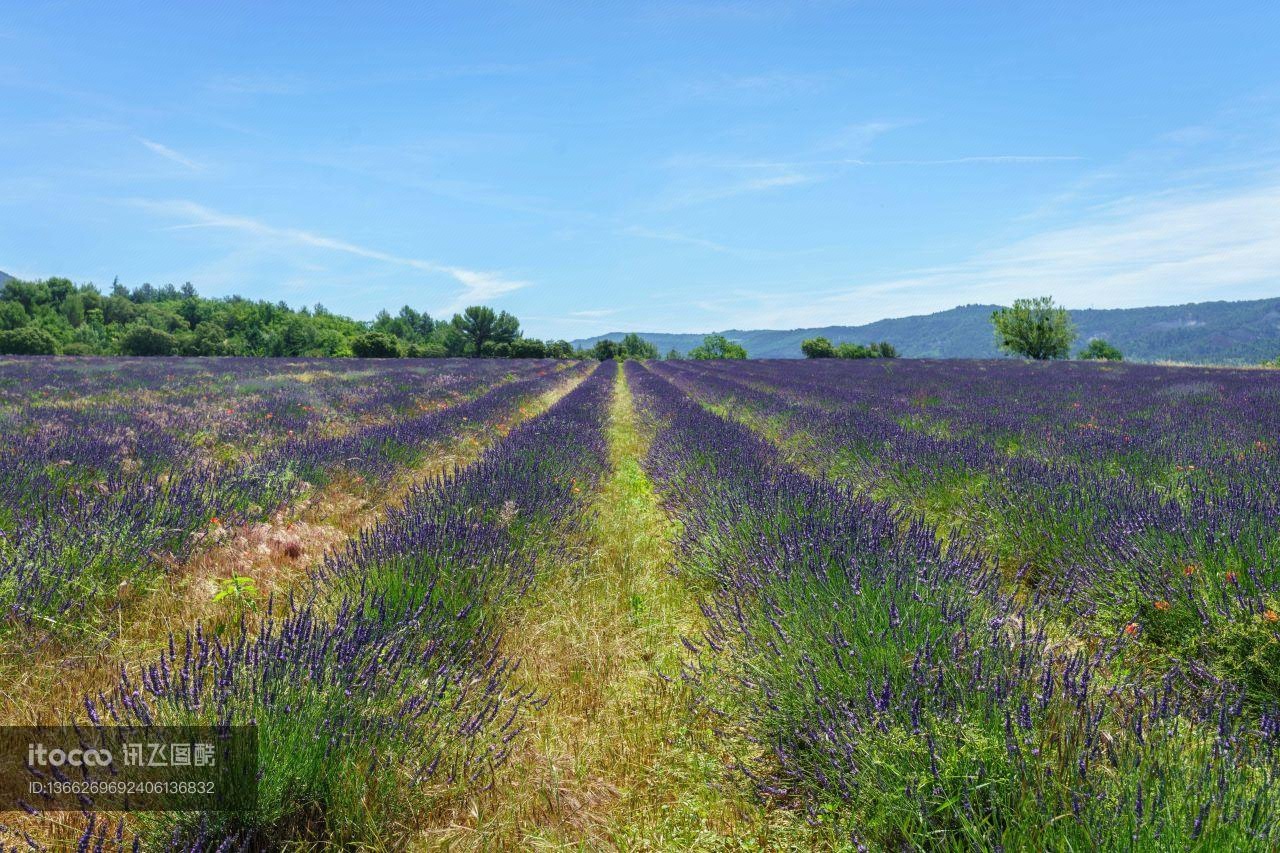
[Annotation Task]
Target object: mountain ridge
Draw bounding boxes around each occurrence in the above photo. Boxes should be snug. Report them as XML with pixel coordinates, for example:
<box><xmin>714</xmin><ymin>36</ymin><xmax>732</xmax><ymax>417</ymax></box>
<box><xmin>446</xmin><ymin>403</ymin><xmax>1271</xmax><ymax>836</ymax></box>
<box><xmin>572</xmin><ymin>297</ymin><xmax>1280</xmax><ymax>363</ymax></box>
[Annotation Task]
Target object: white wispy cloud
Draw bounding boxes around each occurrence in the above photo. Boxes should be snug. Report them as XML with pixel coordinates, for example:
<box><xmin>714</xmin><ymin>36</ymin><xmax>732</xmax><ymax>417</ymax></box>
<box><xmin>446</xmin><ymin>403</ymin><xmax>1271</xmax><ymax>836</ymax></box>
<box><xmin>131</xmin><ymin>199</ymin><xmax>528</xmax><ymax>313</ymax></box>
<box><xmin>657</xmin><ymin>172</ymin><xmax>815</xmax><ymax>208</ymax></box>
<box><xmin>679</xmin><ymin>175</ymin><xmax>1280</xmax><ymax>330</ymax></box>
<box><xmin>138</xmin><ymin>138</ymin><xmax>204</xmax><ymax>171</ymax></box>
<box><xmin>569</xmin><ymin>308</ymin><xmax>621</xmax><ymax>318</ymax></box>
<box><xmin>655</xmin><ymin>116</ymin><xmax>1077</xmax><ymax>209</ymax></box>
<box><xmin>622</xmin><ymin>225</ymin><xmax>737</xmax><ymax>253</ymax></box>
<box><xmin>718</xmin><ymin>154</ymin><xmax>1083</xmax><ymax>169</ymax></box>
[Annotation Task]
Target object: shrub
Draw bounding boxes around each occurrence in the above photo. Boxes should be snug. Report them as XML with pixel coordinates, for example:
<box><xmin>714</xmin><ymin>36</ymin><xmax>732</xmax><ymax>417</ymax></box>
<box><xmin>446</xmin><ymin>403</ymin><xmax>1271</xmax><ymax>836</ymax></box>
<box><xmin>1079</xmin><ymin>338</ymin><xmax>1123</xmax><ymax>361</ymax></box>
<box><xmin>351</xmin><ymin>331</ymin><xmax>403</xmax><ymax>358</ymax></box>
<box><xmin>120</xmin><ymin>324</ymin><xmax>178</xmax><ymax>356</ymax></box>
<box><xmin>0</xmin><ymin>326</ymin><xmax>58</xmax><ymax>354</ymax></box>
<box><xmin>618</xmin><ymin>333</ymin><xmax>658</xmax><ymax>360</ymax></box>
<box><xmin>0</xmin><ymin>300</ymin><xmax>29</xmax><ymax>330</ymax></box>
<box><xmin>830</xmin><ymin>341</ymin><xmax>899</xmax><ymax>359</ymax></box>
<box><xmin>801</xmin><ymin>337</ymin><xmax>837</xmax><ymax>358</ymax></box>
<box><xmin>689</xmin><ymin>334</ymin><xmax>747</xmax><ymax>360</ymax></box>
<box><xmin>591</xmin><ymin>339</ymin><xmax>619</xmax><ymax>361</ymax></box>
<box><xmin>183</xmin><ymin>321</ymin><xmax>231</xmax><ymax>356</ymax></box>
<box><xmin>406</xmin><ymin>342</ymin><xmax>447</xmax><ymax>358</ymax></box>
<box><xmin>509</xmin><ymin>338</ymin><xmax>548</xmax><ymax>358</ymax></box>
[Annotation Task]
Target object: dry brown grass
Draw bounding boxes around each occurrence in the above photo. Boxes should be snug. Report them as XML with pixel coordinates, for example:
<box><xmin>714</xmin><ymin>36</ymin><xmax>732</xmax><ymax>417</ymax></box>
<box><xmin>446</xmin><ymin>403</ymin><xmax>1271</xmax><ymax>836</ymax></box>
<box><xmin>418</xmin><ymin>366</ymin><xmax>816</xmax><ymax>851</ymax></box>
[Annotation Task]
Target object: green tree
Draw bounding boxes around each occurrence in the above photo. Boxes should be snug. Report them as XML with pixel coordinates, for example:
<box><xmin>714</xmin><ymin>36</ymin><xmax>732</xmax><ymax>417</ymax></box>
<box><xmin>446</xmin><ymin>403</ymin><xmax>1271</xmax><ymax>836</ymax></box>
<box><xmin>872</xmin><ymin>341</ymin><xmax>899</xmax><ymax>358</ymax></box>
<box><xmin>590</xmin><ymin>339</ymin><xmax>620</xmax><ymax>361</ymax></box>
<box><xmin>801</xmin><ymin>336</ymin><xmax>837</xmax><ymax>358</ymax></box>
<box><xmin>183</xmin><ymin>321</ymin><xmax>231</xmax><ymax>356</ymax></box>
<box><xmin>407</xmin><ymin>341</ymin><xmax>447</xmax><ymax>358</ymax></box>
<box><xmin>836</xmin><ymin>342</ymin><xmax>872</xmax><ymax>359</ymax></box>
<box><xmin>61</xmin><ymin>294</ymin><xmax>86</xmax><ymax>328</ymax></box>
<box><xmin>618</xmin><ymin>333</ymin><xmax>659</xmax><ymax>360</ymax></box>
<box><xmin>120</xmin><ymin>324</ymin><xmax>178</xmax><ymax>356</ymax></box>
<box><xmin>0</xmin><ymin>326</ymin><xmax>58</xmax><ymax>355</ymax></box>
<box><xmin>546</xmin><ymin>340</ymin><xmax>574</xmax><ymax>359</ymax></box>
<box><xmin>0</xmin><ymin>301</ymin><xmax>29</xmax><ymax>331</ymax></box>
<box><xmin>451</xmin><ymin>305</ymin><xmax>519</xmax><ymax>355</ymax></box>
<box><xmin>689</xmin><ymin>334</ymin><xmax>747</xmax><ymax>360</ymax></box>
<box><xmin>1</xmin><ymin>280</ymin><xmax>50</xmax><ymax>313</ymax></box>
<box><xmin>991</xmin><ymin>296</ymin><xmax>1077</xmax><ymax>360</ymax></box>
<box><xmin>832</xmin><ymin>341</ymin><xmax>899</xmax><ymax>359</ymax></box>
<box><xmin>0</xmin><ymin>275</ymin><xmax>535</xmax><ymax>359</ymax></box>
<box><xmin>509</xmin><ymin>338</ymin><xmax>549</xmax><ymax>358</ymax></box>
<box><xmin>665</xmin><ymin>348</ymin><xmax>683</xmax><ymax>360</ymax></box>
<box><xmin>351</xmin><ymin>331</ymin><xmax>403</xmax><ymax>358</ymax></box>
<box><xmin>1078</xmin><ymin>338</ymin><xmax>1123</xmax><ymax>361</ymax></box>
<box><xmin>493</xmin><ymin>311</ymin><xmax>520</xmax><ymax>345</ymax></box>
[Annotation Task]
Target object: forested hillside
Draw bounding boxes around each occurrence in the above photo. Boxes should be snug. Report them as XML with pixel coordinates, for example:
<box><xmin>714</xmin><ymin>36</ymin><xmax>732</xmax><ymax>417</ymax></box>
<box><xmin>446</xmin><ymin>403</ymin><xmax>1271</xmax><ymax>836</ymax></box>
<box><xmin>575</xmin><ymin>297</ymin><xmax>1280</xmax><ymax>362</ymax></box>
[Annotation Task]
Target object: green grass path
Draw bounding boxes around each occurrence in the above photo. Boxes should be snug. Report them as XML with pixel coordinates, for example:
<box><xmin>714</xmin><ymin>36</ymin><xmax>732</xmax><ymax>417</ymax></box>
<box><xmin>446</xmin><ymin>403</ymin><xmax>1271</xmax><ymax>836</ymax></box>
<box><xmin>419</xmin><ymin>364</ymin><xmax>820</xmax><ymax>850</ymax></box>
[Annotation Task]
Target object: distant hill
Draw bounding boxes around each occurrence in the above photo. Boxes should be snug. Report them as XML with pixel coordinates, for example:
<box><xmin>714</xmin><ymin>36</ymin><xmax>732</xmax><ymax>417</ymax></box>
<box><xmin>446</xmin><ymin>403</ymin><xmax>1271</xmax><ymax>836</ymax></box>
<box><xmin>573</xmin><ymin>298</ymin><xmax>1280</xmax><ymax>363</ymax></box>
<box><xmin>0</xmin><ymin>270</ymin><xmax>13</xmax><ymax>285</ymax></box>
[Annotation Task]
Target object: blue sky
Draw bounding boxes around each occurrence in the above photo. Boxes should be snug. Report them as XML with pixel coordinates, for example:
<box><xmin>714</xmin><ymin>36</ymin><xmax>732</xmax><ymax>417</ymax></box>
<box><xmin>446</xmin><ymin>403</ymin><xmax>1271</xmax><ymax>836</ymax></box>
<box><xmin>2</xmin><ymin>2</ymin><xmax>1278</xmax><ymax>339</ymax></box>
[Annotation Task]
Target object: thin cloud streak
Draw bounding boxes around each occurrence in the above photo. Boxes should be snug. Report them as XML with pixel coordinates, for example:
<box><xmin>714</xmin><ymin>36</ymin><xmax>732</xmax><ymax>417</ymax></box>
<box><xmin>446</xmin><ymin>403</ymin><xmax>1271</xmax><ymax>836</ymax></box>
<box><xmin>138</xmin><ymin>138</ymin><xmax>204</xmax><ymax>171</ymax></box>
<box><xmin>722</xmin><ymin>154</ymin><xmax>1084</xmax><ymax>169</ymax></box>
<box><xmin>657</xmin><ymin>172</ymin><xmax>815</xmax><ymax>208</ymax></box>
<box><xmin>131</xmin><ymin>199</ymin><xmax>528</xmax><ymax>312</ymax></box>
<box><xmin>622</xmin><ymin>225</ymin><xmax>737</xmax><ymax>253</ymax></box>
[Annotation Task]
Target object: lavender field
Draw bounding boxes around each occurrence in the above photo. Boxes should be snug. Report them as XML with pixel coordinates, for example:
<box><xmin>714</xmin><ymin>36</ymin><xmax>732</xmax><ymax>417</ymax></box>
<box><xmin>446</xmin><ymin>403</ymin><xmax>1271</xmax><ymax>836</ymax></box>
<box><xmin>2</xmin><ymin>356</ymin><xmax>1278</xmax><ymax>850</ymax></box>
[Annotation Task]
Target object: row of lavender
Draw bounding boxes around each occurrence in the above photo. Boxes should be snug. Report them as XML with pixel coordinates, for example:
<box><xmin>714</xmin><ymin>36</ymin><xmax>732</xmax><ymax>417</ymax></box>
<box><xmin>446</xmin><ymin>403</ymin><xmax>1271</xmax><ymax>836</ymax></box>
<box><xmin>630</xmin><ymin>361</ymin><xmax>1280</xmax><ymax>849</ymax></box>
<box><xmin>54</xmin><ymin>363</ymin><xmax>616</xmax><ymax>850</ymax></box>
<box><xmin>0</xmin><ymin>357</ymin><xmax>579</xmax><ymax>629</ymax></box>
<box><xmin>653</xmin><ymin>359</ymin><xmax>1280</xmax><ymax>706</ymax></box>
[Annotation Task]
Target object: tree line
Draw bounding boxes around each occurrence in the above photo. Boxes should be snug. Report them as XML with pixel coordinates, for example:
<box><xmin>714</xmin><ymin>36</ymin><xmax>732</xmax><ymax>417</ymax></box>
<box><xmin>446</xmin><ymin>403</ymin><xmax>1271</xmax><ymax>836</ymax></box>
<box><xmin>0</xmin><ymin>275</ymin><xmax>761</xmax><ymax>361</ymax></box>
<box><xmin>0</xmin><ymin>275</ymin><xmax>1164</xmax><ymax>364</ymax></box>
<box><xmin>0</xmin><ymin>276</ymin><xmax>586</xmax><ymax>358</ymax></box>
<box><xmin>800</xmin><ymin>338</ymin><xmax>899</xmax><ymax>359</ymax></box>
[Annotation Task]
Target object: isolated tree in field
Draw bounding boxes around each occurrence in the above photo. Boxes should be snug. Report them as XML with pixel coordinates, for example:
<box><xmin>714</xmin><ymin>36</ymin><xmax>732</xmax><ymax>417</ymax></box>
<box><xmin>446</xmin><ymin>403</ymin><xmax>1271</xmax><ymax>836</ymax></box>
<box><xmin>991</xmin><ymin>296</ymin><xmax>1076</xmax><ymax>360</ymax></box>
<box><xmin>689</xmin><ymin>333</ymin><xmax>747</xmax><ymax>360</ymax></box>
<box><xmin>801</xmin><ymin>336</ymin><xmax>837</xmax><ymax>358</ymax></box>
<box><xmin>1078</xmin><ymin>338</ymin><xmax>1123</xmax><ymax>361</ymax></box>
<box><xmin>665</xmin><ymin>348</ymin><xmax>683</xmax><ymax>360</ymax></box>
